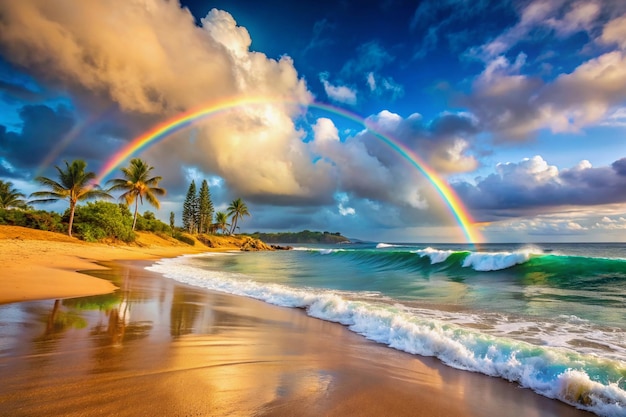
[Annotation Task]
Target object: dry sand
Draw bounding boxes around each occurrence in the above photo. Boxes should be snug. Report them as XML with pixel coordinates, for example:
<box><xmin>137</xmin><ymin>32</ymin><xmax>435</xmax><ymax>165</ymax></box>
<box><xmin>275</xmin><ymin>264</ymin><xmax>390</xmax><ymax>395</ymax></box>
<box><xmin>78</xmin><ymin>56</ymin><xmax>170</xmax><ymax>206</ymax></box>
<box><xmin>0</xmin><ymin>226</ymin><xmax>593</xmax><ymax>416</ymax></box>
<box><xmin>0</xmin><ymin>225</ymin><xmax>234</xmax><ymax>304</ymax></box>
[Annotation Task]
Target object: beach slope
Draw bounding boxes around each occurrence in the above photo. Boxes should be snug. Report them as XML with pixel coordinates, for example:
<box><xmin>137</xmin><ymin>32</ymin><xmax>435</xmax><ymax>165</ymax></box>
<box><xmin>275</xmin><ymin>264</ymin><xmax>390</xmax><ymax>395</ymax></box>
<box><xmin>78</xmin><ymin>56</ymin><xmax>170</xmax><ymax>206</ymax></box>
<box><xmin>0</xmin><ymin>225</ymin><xmax>253</xmax><ymax>304</ymax></box>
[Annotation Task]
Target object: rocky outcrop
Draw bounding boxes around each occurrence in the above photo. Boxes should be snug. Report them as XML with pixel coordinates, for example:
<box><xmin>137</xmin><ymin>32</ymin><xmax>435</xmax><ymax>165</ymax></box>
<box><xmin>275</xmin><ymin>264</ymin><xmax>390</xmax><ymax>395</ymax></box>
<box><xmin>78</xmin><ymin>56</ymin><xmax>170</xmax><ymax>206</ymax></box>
<box><xmin>270</xmin><ymin>244</ymin><xmax>293</xmax><ymax>250</ymax></box>
<box><xmin>239</xmin><ymin>236</ymin><xmax>274</xmax><ymax>251</ymax></box>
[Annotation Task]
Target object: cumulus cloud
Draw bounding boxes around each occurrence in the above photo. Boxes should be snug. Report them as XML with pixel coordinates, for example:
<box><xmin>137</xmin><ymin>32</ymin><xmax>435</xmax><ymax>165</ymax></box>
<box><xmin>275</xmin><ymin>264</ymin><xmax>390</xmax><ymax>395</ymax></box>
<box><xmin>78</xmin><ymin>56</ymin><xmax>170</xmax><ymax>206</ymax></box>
<box><xmin>364</xmin><ymin>110</ymin><xmax>479</xmax><ymax>174</ymax></box>
<box><xmin>301</xmin><ymin>110</ymin><xmax>484</xmax><ymax>229</ymax></box>
<box><xmin>595</xmin><ymin>216</ymin><xmax>626</xmax><ymax>230</ymax></box>
<box><xmin>484</xmin><ymin>217</ymin><xmax>589</xmax><ymax>236</ymax></box>
<box><xmin>0</xmin><ymin>0</ymin><xmax>493</xmax><ymax>238</ymax></box>
<box><xmin>459</xmin><ymin>1</ymin><xmax>626</xmax><ymax>140</ymax></box>
<box><xmin>463</xmin><ymin>46</ymin><xmax>626</xmax><ymax>139</ymax></box>
<box><xmin>481</xmin><ymin>209</ymin><xmax>626</xmax><ymax>241</ymax></box>
<box><xmin>319</xmin><ymin>72</ymin><xmax>357</xmax><ymax>104</ymax></box>
<box><xmin>600</xmin><ymin>14</ymin><xmax>626</xmax><ymax>49</ymax></box>
<box><xmin>0</xmin><ymin>0</ymin><xmax>329</xmax><ymax>203</ymax></box>
<box><xmin>455</xmin><ymin>155</ymin><xmax>626</xmax><ymax>221</ymax></box>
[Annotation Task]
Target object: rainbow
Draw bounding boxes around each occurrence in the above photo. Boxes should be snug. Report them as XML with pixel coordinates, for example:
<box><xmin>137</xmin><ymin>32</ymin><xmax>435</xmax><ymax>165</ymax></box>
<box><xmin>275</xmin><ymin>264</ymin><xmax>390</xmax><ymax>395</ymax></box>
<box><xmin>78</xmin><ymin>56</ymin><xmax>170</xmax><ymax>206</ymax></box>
<box><xmin>95</xmin><ymin>97</ymin><xmax>482</xmax><ymax>244</ymax></box>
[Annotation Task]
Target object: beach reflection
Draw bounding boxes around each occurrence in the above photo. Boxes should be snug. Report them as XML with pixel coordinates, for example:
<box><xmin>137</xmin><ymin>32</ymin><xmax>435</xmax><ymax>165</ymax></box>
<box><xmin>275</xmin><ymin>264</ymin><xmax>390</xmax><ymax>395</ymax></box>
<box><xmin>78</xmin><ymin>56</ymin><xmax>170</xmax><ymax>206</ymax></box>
<box><xmin>0</xmin><ymin>261</ymin><xmax>594</xmax><ymax>417</ymax></box>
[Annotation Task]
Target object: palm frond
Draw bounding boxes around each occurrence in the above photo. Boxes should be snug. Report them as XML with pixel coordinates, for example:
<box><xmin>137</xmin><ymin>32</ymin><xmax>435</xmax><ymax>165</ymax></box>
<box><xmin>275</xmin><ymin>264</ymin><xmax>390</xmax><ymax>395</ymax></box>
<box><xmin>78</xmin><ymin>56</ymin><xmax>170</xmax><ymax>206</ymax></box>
<box><xmin>145</xmin><ymin>192</ymin><xmax>160</xmax><ymax>209</ymax></box>
<box><xmin>34</xmin><ymin>176</ymin><xmax>66</xmax><ymax>193</ymax></box>
<box><xmin>81</xmin><ymin>189</ymin><xmax>113</xmax><ymax>201</ymax></box>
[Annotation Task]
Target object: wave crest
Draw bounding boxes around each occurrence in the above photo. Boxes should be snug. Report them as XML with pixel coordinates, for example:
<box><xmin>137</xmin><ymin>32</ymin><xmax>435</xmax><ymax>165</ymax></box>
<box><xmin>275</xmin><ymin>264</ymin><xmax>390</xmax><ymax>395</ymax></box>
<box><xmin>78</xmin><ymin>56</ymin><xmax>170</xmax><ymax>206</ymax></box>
<box><xmin>462</xmin><ymin>250</ymin><xmax>535</xmax><ymax>271</ymax></box>
<box><xmin>414</xmin><ymin>247</ymin><xmax>457</xmax><ymax>264</ymax></box>
<box><xmin>147</xmin><ymin>256</ymin><xmax>626</xmax><ymax>417</ymax></box>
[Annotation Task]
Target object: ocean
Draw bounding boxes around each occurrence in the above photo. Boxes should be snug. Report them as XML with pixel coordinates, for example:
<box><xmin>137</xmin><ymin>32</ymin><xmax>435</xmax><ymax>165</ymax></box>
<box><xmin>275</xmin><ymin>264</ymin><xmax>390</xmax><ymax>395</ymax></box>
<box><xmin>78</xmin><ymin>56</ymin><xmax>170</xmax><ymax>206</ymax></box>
<box><xmin>147</xmin><ymin>242</ymin><xmax>626</xmax><ymax>417</ymax></box>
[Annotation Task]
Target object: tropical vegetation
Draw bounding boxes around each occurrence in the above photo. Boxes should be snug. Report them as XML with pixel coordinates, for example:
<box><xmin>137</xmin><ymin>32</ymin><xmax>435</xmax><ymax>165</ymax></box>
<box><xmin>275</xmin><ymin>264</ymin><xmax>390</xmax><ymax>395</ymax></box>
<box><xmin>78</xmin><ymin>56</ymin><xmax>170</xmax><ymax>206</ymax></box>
<box><xmin>72</xmin><ymin>201</ymin><xmax>135</xmax><ymax>242</ymax></box>
<box><xmin>107</xmin><ymin>158</ymin><xmax>166</xmax><ymax>231</ymax></box>
<box><xmin>0</xmin><ymin>208</ymin><xmax>63</xmax><ymax>232</ymax></box>
<box><xmin>0</xmin><ymin>180</ymin><xmax>28</xmax><ymax>209</ymax></box>
<box><xmin>214</xmin><ymin>211</ymin><xmax>230</xmax><ymax>234</ymax></box>
<box><xmin>182</xmin><ymin>180</ymin><xmax>197</xmax><ymax>233</ymax></box>
<box><xmin>30</xmin><ymin>160</ymin><xmax>112</xmax><ymax>237</ymax></box>
<box><xmin>227</xmin><ymin>198</ymin><xmax>250</xmax><ymax>235</ymax></box>
<box><xmin>197</xmin><ymin>179</ymin><xmax>214</xmax><ymax>234</ymax></box>
<box><xmin>249</xmin><ymin>230</ymin><xmax>350</xmax><ymax>244</ymax></box>
<box><xmin>3</xmin><ymin>159</ymin><xmax>270</xmax><ymax>245</ymax></box>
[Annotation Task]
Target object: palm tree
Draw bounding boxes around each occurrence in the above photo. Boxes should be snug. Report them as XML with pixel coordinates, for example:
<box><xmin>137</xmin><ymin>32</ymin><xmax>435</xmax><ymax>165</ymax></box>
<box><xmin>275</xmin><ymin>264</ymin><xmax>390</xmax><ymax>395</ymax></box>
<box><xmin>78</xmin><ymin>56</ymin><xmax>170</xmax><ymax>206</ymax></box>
<box><xmin>30</xmin><ymin>160</ymin><xmax>111</xmax><ymax>237</ymax></box>
<box><xmin>227</xmin><ymin>198</ymin><xmax>250</xmax><ymax>235</ymax></box>
<box><xmin>0</xmin><ymin>180</ymin><xmax>28</xmax><ymax>209</ymax></box>
<box><xmin>107</xmin><ymin>158</ymin><xmax>166</xmax><ymax>231</ymax></box>
<box><xmin>214</xmin><ymin>211</ymin><xmax>230</xmax><ymax>234</ymax></box>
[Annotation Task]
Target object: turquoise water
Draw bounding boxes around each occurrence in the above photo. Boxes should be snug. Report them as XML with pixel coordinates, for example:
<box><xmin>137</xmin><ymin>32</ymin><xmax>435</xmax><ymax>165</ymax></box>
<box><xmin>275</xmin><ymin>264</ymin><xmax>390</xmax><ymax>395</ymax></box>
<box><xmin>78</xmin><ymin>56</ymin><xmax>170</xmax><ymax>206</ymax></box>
<box><xmin>147</xmin><ymin>242</ymin><xmax>626</xmax><ymax>417</ymax></box>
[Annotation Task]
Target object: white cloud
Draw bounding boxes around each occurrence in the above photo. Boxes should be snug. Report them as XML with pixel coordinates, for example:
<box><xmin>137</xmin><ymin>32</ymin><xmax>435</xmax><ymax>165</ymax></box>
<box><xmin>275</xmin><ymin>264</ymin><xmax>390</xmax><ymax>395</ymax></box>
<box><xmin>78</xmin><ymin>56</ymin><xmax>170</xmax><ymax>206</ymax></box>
<box><xmin>466</xmin><ymin>48</ymin><xmax>626</xmax><ymax>139</ymax></box>
<box><xmin>496</xmin><ymin>155</ymin><xmax>560</xmax><ymax>184</ymax></box>
<box><xmin>600</xmin><ymin>14</ymin><xmax>626</xmax><ymax>50</ymax></box>
<box><xmin>473</xmin><ymin>0</ymin><xmax>564</xmax><ymax>59</ymax></box>
<box><xmin>455</xmin><ymin>155</ymin><xmax>626</xmax><ymax>224</ymax></box>
<box><xmin>336</xmin><ymin>41</ymin><xmax>403</xmax><ymax>101</ymax></box>
<box><xmin>366</xmin><ymin>72</ymin><xmax>376</xmax><ymax>91</ymax></box>
<box><xmin>312</xmin><ymin>117</ymin><xmax>340</xmax><ymax>144</ymax></box>
<box><xmin>472</xmin><ymin>0</ymin><xmax>605</xmax><ymax>60</ymax></box>
<box><xmin>335</xmin><ymin>193</ymin><xmax>356</xmax><ymax>216</ymax></box>
<box><xmin>201</xmin><ymin>9</ymin><xmax>251</xmax><ymax>59</ymax></box>
<box><xmin>365</xmin><ymin>110</ymin><xmax>479</xmax><ymax>174</ymax></box>
<box><xmin>600</xmin><ymin>107</ymin><xmax>626</xmax><ymax>127</ymax></box>
<box><xmin>0</xmin><ymin>1</ymin><xmax>336</xmax><ymax>203</ymax></box>
<box><xmin>365</xmin><ymin>73</ymin><xmax>404</xmax><ymax>99</ymax></box>
<box><xmin>462</xmin><ymin>2</ymin><xmax>626</xmax><ymax>140</ymax></box>
<box><xmin>319</xmin><ymin>72</ymin><xmax>357</xmax><ymax>105</ymax></box>
<box><xmin>545</xmin><ymin>1</ymin><xmax>601</xmax><ymax>37</ymax></box>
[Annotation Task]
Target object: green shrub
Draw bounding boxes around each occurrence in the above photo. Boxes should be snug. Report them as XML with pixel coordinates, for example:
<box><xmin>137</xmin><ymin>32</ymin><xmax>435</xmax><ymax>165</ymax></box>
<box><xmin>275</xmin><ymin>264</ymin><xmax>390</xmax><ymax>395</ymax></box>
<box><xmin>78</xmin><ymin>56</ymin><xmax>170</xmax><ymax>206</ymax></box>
<box><xmin>173</xmin><ymin>232</ymin><xmax>195</xmax><ymax>246</ymax></box>
<box><xmin>135</xmin><ymin>210</ymin><xmax>171</xmax><ymax>233</ymax></box>
<box><xmin>74</xmin><ymin>222</ymin><xmax>107</xmax><ymax>242</ymax></box>
<box><xmin>72</xmin><ymin>201</ymin><xmax>135</xmax><ymax>242</ymax></box>
<box><xmin>0</xmin><ymin>208</ymin><xmax>64</xmax><ymax>232</ymax></box>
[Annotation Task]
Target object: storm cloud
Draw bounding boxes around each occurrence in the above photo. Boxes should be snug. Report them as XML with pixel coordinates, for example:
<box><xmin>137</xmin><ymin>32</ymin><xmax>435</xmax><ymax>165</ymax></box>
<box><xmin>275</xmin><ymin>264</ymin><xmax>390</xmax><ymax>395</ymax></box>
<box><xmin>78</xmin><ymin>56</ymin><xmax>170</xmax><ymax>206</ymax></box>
<box><xmin>455</xmin><ymin>156</ymin><xmax>626</xmax><ymax>220</ymax></box>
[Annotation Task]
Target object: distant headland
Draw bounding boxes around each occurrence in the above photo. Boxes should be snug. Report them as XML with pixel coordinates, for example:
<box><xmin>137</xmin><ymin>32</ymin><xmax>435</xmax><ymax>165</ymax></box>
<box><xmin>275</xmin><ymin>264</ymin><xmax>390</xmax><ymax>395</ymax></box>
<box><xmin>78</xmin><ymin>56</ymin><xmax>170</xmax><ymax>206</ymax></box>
<box><xmin>248</xmin><ymin>230</ymin><xmax>350</xmax><ymax>244</ymax></box>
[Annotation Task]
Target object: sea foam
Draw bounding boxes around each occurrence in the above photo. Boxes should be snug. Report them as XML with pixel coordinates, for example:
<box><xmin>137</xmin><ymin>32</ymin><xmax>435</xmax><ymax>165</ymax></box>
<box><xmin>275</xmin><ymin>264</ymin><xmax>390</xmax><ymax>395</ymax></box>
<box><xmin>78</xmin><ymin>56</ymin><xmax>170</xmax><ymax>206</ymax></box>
<box><xmin>415</xmin><ymin>247</ymin><xmax>537</xmax><ymax>271</ymax></box>
<box><xmin>147</xmin><ymin>254</ymin><xmax>626</xmax><ymax>417</ymax></box>
<box><xmin>414</xmin><ymin>247</ymin><xmax>456</xmax><ymax>264</ymax></box>
<box><xmin>376</xmin><ymin>243</ymin><xmax>404</xmax><ymax>248</ymax></box>
<box><xmin>461</xmin><ymin>250</ymin><xmax>533</xmax><ymax>271</ymax></box>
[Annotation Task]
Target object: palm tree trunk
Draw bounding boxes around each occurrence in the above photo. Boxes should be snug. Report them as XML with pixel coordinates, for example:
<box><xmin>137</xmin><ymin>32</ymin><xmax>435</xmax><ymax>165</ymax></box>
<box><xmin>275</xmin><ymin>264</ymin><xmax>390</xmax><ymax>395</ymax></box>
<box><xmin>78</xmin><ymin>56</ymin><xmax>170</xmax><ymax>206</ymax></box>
<box><xmin>230</xmin><ymin>216</ymin><xmax>237</xmax><ymax>235</ymax></box>
<box><xmin>68</xmin><ymin>202</ymin><xmax>76</xmax><ymax>237</ymax></box>
<box><xmin>132</xmin><ymin>198</ymin><xmax>139</xmax><ymax>231</ymax></box>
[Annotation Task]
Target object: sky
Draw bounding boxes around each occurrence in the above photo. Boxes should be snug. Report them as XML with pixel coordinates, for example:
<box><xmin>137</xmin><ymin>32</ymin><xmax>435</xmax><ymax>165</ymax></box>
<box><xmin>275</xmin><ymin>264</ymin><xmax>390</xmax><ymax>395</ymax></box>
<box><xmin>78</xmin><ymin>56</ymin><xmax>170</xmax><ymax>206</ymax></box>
<box><xmin>1</xmin><ymin>0</ymin><xmax>626</xmax><ymax>243</ymax></box>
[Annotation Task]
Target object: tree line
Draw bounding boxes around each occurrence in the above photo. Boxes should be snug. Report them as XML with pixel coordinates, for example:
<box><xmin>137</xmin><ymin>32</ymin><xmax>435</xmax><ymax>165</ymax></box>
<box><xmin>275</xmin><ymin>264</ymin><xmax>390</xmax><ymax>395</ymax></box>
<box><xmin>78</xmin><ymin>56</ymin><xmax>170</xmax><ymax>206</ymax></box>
<box><xmin>0</xmin><ymin>158</ymin><xmax>251</xmax><ymax>240</ymax></box>
<box><xmin>180</xmin><ymin>179</ymin><xmax>250</xmax><ymax>235</ymax></box>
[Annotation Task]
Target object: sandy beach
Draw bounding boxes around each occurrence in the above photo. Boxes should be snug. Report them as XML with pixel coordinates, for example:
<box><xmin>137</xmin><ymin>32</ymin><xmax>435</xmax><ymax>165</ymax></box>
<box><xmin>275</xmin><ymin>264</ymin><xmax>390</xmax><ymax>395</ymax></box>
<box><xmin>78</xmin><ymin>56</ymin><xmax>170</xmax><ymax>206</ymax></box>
<box><xmin>0</xmin><ymin>226</ymin><xmax>593</xmax><ymax>416</ymax></box>
<box><xmin>0</xmin><ymin>226</ymin><xmax>242</xmax><ymax>304</ymax></box>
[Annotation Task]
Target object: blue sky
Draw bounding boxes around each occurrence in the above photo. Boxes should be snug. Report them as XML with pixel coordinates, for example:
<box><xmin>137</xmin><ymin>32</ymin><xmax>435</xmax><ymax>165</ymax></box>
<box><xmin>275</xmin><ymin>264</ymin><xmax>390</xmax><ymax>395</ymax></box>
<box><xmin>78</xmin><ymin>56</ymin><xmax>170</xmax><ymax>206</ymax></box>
<box><xmin>1</xmin><ymin>0</ymin><xmax>626</xmax><ymax>243</ymax></box>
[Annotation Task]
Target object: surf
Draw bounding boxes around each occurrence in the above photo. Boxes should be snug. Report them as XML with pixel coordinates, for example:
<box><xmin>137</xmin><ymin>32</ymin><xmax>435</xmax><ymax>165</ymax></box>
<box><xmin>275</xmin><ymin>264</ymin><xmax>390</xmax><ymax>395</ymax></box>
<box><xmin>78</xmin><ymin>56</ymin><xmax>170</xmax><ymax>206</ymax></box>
<box><xmin>147</xmin><ymin>253</ymin><xmax>626</xmax><ymax>417</ymax></box>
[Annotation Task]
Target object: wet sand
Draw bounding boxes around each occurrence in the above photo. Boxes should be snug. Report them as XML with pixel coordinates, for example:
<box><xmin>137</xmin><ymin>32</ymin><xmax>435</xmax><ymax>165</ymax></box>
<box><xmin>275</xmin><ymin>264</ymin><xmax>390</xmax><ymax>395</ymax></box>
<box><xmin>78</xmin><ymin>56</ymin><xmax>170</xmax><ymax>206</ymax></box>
<box><xmin>0</xmin><ymin>259</ymin><xmax>595</xmax><ymax>417</ymax></box>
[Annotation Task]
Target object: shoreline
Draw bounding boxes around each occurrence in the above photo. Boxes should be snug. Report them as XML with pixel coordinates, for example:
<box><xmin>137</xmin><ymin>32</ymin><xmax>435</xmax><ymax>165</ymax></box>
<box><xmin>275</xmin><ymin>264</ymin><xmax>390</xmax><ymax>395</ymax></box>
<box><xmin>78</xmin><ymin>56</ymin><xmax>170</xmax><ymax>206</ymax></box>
<box><xmin>0</xmin><ymin>258</ymin><xmax>593</xmax><ymax>416</ymax></box>
<box><xmin>0</xmin><ymin>225</ymin><xmax>596</xmax><ymax>416</ymax></box>
<box><xmin>0</xmin><ymin>225</ymin><xmax>244</xmax><ymax>304</ymax></box>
